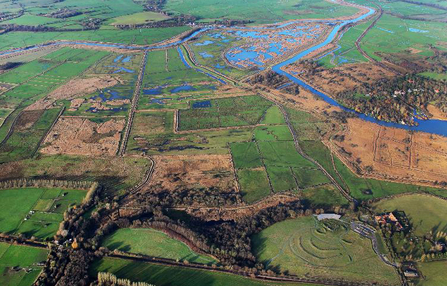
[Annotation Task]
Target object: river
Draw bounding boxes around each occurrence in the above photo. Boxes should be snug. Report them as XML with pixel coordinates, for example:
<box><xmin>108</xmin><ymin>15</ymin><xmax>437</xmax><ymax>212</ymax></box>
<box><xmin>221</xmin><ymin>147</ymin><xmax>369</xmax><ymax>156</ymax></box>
<box><xmin>271</xmin><ymin>6</ymin><xmax>447</xmax><ymax>137</ymax></box>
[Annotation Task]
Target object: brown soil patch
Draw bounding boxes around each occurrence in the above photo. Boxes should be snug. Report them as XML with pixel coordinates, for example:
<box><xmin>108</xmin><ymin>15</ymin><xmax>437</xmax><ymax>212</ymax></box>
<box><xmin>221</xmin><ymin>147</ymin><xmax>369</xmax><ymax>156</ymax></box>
<box><xmin>407</xmin><ymin>48</ymin><xmax>422</xmax><ymax>54</ymax></box>
<box><xmin>26</xmin><ymin>75</ymin><xmax>122</xmax><ymax>110</ymax></box>
<box><xmin>140</xmin><ymin>154</ymin><xmax>238</xmax><ymax>194</ymax></box>
<box><xmin>427</xmin><ymin>105</ymin><xmax>447</xmax><ymax>120</ymax></box>
<box><xmin>40</xmin><ymin>117</ymin><xmax>125</xmax><ymax>156</ymax></box>
<box><xmin>283</xmin><ymin>62</ymin><xmax>394</xmax><ymax>95</ymax></box>
<box><xmin>15</xmin><ymin>110</ymin><xmax>44</xmax><ymax>131</ymax></box>
<box><xmin>331</xmin><ymin>117</ymin><xmax>447</xmax><ymax>185</ymax></box>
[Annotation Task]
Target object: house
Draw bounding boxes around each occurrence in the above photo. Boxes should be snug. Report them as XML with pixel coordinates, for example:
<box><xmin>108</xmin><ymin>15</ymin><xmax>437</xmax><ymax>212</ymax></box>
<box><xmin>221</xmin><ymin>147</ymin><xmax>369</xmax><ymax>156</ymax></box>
<box><xmin>375</xmin><ymin>212</ymin><xmax>404</xmax><ymax>231</ymax></box>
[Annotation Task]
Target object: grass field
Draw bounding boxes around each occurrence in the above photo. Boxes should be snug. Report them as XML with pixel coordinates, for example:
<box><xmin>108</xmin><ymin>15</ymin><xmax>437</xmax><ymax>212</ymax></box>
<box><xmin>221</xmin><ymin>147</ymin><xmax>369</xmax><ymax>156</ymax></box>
<box><xmin>164</xmin><ymin>0</ymin><xmax>358</xmax><ymax>24</ymax></box>
<box><xmin>236</xmin><ymin>168</ymin><xmax>271</xmax><ymax>203</ymax></box>
<box><xmin>0</xmin><ymin>155</ymin><xmax>151</xmax><ymax>194</ymax></box>
<box><xmin>0</xmin><ymin>242</ymin><xmax>47</xmax><ymax>286</ymax></box>
<box><xmin>373</xmin><ymin>194</ymin><xmax>447</xmax><ymax>237</ymax></box>
<box><xmin>178</xmin><ymin>95</ymin><xmax>273</xmax><ymax>131</ymax></box>
<box><xmin>252</xmin><ymin>216</ymin><xmax>400</xmax><ymax>285</ymax></box>
<box><xmin>142</xmin><ymin>48</ymin><xmax>212</xmax><ymax>89</ymax></box>
<box><xmin>102</xmin><ymin>228</ymin><xmax>216</xmax><ymax>265</ymax></box>
<box><xmin>417</xmin><ymin>261</ymin><xmax>447</xmax><ymax>286</ymax></box>
<box><xmin>0</xmin><ymin>187</ymin><xmax>85</xmax><ymax>239</ymax></box>
<box><xmin>0</xmin><ymin>108</ymin><xmax>61</xmax><ymax>163</ymax></box>
<box><xmin>0</xmin><ymin>27</ymin><xmax>190</xmax><ymax>51</ymax></box>
<box><xmin>111</xmin><ymin>12</ymin><xmax>170</xmax><ymax>25</ymax></box>
<box><xmin>91</xmin><ymin>257</ymin><xmax>325</xmax><ymax>286</ymax></box>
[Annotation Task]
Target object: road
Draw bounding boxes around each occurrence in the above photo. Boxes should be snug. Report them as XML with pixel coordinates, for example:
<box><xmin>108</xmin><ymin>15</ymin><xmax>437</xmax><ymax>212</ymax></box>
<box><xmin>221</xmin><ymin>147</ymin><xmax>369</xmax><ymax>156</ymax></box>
<box><xmin>118</xmin><ymin>50</ymin><xmax>148</xmax><ymax>156</ymax></box>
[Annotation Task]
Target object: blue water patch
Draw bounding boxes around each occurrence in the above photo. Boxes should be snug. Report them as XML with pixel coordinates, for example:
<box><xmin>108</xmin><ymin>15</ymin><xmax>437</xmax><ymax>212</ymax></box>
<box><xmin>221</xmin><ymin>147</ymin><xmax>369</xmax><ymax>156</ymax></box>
<box><xmin>209</xmin><ymin>33</ymin><xmax>226</xmax><ymax>39</ymax></box>
<box><xmin>87</xmin><ymin>106</ymin><xmax>126</xmax><ymax>113</ymax></box>
<box><xmin>170</xmin><ymin>85</ymin><xmax>196</xmax><ymax>93</ymax></box>
<box><xmin>193</xmin><ymin>100</ymin><xmax>211</xmax><ymax>108</ymax></box>
<box><xmin>199</xmin><ymin>52</ymin><xmax>214</xmax><ymax>58</ymax></box>
<box><xmin>215</xmin><ymin>63</ymin><xmax>226</xmax><ymax>69</ymax></box>
<box><xmin>113</xmin><ymin>67</ymin><xmax>135</xmax><ymax>74</ymax></box>
<box><xmin>151</xmin><ymin>97</ymin><xmax>171</xmax><ymax>105</ymax></box>
<box><xmin>114</xmin><ymin>55</ymin><xmax>123</xmax><ymax>63</ymax></box>
<box><xmin>106</xmin><ymin>65</ymin><xmax>135</xmax><ymax>74</ymax></box>
<box><xmin>226</xmin><ymin>47</ymin><xmax>265</xmax><ymax>67</ymax></box>
<box><xmin>235</xmin><ymin>30</ymin><xmax>268</xmax><ymax>39</ymax></box>
<box><xmin>122</xmin><ymin>56</ymin><xmax>132</xmax><ymax>62</ymax></box>
<box><xmin>144</xmin><ymin>87</ymin><xmax>163</xmax><ymax>95</ymax></box>
<box><xmin>277</xmin><ymin>82</ymin><xmax>292</xmax><ymax>90</ymax></box>
<box><xmin>177</xmin><ymin>47</ymin><xmax>191</xmax><ymax>68</ymax></box>
<box><xmin>194</xmin><ymin>40</ymin><xmax>214</xmax><ymax>46</ymax></box>
<box><xmin>377</xmin><ymin>27</ymin><xmax>394</xmax><ymax>34</ymax></box>
<box><xmin>268</xmin><ymin>43</ymin><xmax>283</xmax><ymax>56</ymax></box>
<box><xmin>91</xmin><ymin>90</ymin><xmax>128</xmax><ymax>102</ymax></box>
<box><xmin>409</xmin><ymin>28</ymin><xmax>429</xmax><ymax>33</ymax></box>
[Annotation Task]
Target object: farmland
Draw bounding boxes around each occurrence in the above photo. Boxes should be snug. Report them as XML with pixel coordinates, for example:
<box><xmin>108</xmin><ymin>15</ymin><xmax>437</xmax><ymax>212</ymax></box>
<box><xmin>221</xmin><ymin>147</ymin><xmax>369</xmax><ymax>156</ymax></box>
<box><xmin>178</xmin><ymin>95</ymin><xmax>273</xmax><ymax>131</ymax></box>
<box><xmin>164</xmin><ymin>0</ymin><xmax>358</xmax><ymax>24</ymax></box>
<box><xmin>0</xmin><ymin>0</ymin><xmax>446</xmax><ymax>285</ymax></box>
<box><xmin>252</xmin><ymin>216</ymin><xmax>400</xmax><ymax>285</ymax></box>
<box><xmin>102</xmin><ymin>228</ymin><xmax>216</xmax><ymax>264</ymax></box>
<box><xmin>0</xmin><ymin>187</ymin><xmax>85</xmax><ymax>239</ymax></box>
<box><xmin>416</xmin><ymin>261</ymin><xmax>447</xmax><ymax>286</ymax></box>
<box><xmin>90</xmin><ymin>257</ymin><xmax>323</xmax><ymax>286</ymax></box>
<box><xmin>0</xmin><ymin>242</ymin><xmax>47</xmax><ymax>286</ymax></box>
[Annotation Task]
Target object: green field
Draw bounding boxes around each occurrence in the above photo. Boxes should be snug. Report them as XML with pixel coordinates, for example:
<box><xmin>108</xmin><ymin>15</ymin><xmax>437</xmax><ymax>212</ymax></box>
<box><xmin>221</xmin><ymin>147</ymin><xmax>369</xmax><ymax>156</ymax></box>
<box><xmin>178</xmin><ymin>95</ymin><xmax>273</xmax><ymax>131</ymax></box>
<box><xmin>0</xmin><ymin>187</ymin><xmax>85</xmax><ymax>239</ymax></box>
<box><xmin>417</xmin><ymin>261</ymin><xmax>447</xmax><ymax>286</ymax></box>
<box><xmin>0</xmin><ymin>27</ymin><xmax>190</xmax><ymax>51</ymax></box>
<box><xmin>230</xmin><ymin>142</ymin><xmax>262</xmax><ymax>169</ymax></box>
<box><xmin>236</xmin><ymin>168</ymin><xmax>271</xmax><ymax>203</ymax></box>
<box><xmin>0</xmin><ymin>242</ymin><xmax>47</xmax><ymax>286</ymax></box>
<box><xmin>0</xmin><ymin>108</ymin><xmax>61</xmax><ymax>163</ymax></box>
<box><xmin>373</xmin><ymin>194</ymin><xmax>447</xmax><ymax>236</ymax></box>
<box><xmin>91</xmin><ymin>257</ymin><xmax>324</xmax><ymax>286</ymax></box>
<box><xmin>0</xmin><ymin>155</ymin><xmax>151</xmax><ymax>193</ymax></box>
<box><xmin>111</xmin><ymin>11</ymin><xmax>170</xmax><ymax>25</ymax></box>
<box><xmin>102</xmin><ymin>228</ymin><xmax>216</xmax><ymax>265</ymax></box>
<box><xmin>164</xmin><ymin>0</ymin><xmax>358</xmax><ymax>24</ymax></box>
<box><xmin>252</xmin><ymin>216</ymin><xmax>400</xmax><ymax>285</ymax></box>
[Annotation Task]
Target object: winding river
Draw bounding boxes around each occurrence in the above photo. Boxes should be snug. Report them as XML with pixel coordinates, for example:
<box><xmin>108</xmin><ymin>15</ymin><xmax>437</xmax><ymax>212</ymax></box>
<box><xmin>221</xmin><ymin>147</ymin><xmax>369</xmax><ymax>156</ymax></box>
<box><xmin>272</xmin><ymin>7</ymin><xmax>447</xmax><ymax>137</ymax></box>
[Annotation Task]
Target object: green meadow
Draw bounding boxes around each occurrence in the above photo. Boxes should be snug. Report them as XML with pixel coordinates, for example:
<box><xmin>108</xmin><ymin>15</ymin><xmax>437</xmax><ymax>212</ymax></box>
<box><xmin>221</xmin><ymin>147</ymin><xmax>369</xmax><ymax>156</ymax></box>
<box><xmin>102</xmin><ymin>228</ymin><xmax>216</xmax><ymax>265</ymax></box>
<box><xmin>0</xmin><ymin>242</ymin><xmax>48</xmax><ymax>286</ymax></box>
<box><xmin>252</xmin><ymin>216</ymin><xmax>400</xmax><ymax>285</ymax></box>
<box><xmin>0</xmin><ymin>188</ymin><xmax>85</xmax><ymax>239</ymax></box>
